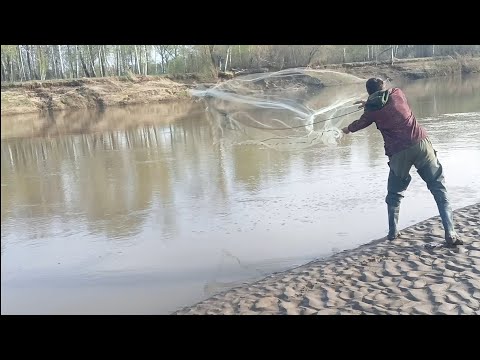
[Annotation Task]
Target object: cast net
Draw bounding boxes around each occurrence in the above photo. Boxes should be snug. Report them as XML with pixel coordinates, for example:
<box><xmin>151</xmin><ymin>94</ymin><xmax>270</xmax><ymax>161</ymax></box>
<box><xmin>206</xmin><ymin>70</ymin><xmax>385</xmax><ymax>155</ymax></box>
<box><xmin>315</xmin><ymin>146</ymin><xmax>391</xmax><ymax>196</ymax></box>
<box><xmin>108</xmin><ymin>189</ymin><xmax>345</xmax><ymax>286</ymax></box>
<box><xmin>191</xmin><ymin>68</ymin><xmax>370</xmax><ymax>151</ymax></box>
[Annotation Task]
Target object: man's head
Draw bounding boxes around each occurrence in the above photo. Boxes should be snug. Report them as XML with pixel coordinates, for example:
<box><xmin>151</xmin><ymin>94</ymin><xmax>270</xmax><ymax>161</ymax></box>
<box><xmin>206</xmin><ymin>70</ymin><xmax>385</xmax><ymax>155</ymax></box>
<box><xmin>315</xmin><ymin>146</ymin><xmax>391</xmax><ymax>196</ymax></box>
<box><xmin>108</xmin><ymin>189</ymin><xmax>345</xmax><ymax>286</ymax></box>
<box><xmin>366</xmin><ymin>78</ymin><xmax>385</xmax><ymax>95</ymax></box>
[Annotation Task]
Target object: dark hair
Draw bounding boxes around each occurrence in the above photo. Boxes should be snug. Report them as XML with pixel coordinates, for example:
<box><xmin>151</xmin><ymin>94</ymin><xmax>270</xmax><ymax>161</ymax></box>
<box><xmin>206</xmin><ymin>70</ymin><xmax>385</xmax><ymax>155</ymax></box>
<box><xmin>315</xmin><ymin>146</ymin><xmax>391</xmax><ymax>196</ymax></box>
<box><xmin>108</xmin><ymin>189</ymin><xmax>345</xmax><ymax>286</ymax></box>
<box><xmin>366</xmin><ymin>78</ymin><xmax>384</xmax><ymax>95</ymax></box>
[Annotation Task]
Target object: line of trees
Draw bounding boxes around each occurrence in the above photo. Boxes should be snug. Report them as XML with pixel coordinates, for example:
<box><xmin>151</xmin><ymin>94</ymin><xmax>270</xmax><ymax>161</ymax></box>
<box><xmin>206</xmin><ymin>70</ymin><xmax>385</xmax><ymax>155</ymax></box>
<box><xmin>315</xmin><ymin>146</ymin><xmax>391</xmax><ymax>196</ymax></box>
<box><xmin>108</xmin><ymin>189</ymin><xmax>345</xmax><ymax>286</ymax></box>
<box><xmin>1</xmin><ymin>45</ymin><xmax>479</xmax><ymax>83</ymax></box>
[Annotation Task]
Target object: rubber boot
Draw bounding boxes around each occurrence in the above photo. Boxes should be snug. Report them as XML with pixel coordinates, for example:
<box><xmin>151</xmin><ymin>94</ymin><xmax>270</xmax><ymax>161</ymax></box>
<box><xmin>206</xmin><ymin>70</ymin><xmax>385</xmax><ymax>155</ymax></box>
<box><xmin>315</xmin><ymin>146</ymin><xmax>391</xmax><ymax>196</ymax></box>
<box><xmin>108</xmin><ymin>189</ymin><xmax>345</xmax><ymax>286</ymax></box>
<box><xmin>416</xmin><ymin>163</ymin><xmax>463</xmax><ymax>247</ymax></box>
<box><xmin>387</xmin><ymin>205</ymin><xmax>401</xmax><ymax>240</ymax></box>
<box><xmin>436</xmin><ymin>201</ymin><xmax>463</xmax><ymax>247</ymax></box>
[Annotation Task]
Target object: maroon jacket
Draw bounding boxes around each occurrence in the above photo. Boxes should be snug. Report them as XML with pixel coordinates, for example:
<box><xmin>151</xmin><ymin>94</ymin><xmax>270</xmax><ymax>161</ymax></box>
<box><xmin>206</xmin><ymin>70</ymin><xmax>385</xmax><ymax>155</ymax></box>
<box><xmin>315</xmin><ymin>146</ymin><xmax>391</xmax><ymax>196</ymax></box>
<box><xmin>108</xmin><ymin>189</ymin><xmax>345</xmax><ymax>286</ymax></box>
<box><xmin>347</xmin><ymin>88</ymin><xmax>427</xmax><ymax>157</ymax></box>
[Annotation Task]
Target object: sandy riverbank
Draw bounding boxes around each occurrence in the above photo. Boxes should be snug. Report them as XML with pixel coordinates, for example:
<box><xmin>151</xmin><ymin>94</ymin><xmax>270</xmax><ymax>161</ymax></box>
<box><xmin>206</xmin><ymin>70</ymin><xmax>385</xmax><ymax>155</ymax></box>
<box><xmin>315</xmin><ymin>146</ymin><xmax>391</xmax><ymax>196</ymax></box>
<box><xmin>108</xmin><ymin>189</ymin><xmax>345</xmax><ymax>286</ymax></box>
<box><xmin>174</xmin><ymin>203</ymin><xmax>480</xmax><ymax>315</ymax></box>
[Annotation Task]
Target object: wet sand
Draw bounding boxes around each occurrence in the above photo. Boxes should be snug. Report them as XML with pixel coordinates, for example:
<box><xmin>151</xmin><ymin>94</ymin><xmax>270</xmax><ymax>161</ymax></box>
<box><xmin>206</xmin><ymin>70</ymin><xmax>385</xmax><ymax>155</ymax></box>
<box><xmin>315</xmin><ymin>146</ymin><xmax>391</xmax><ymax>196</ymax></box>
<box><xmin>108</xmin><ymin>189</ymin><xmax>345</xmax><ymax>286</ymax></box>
<box><xmin>174</xmin><ymin>203</ymin><xmax>480</xmax><ymax>315</ymax></box>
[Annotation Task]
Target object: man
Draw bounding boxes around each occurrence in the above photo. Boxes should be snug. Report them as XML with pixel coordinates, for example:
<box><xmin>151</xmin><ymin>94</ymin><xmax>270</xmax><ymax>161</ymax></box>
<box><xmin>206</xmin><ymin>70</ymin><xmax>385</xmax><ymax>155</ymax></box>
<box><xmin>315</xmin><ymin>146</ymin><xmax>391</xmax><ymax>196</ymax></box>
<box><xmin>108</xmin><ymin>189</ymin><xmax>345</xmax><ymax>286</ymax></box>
<box><xmin>342</xmin><ymin>77</ymin><xmax>463</xmax><ymax>247</ymax></box>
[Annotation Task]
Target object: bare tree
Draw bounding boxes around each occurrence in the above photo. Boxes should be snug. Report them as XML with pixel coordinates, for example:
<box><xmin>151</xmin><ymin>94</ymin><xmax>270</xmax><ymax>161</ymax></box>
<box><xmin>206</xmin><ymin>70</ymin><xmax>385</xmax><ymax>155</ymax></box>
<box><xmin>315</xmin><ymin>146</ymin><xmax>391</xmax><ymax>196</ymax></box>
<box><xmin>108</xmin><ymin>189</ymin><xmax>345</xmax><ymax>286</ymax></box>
<box><xmin>78</xmin><ymin>46</ymin><xmax>91</xmax><ymax>77</ymax></box>
<box><xmin>36</xmin><ymin>45</ymin><xmax>46</xmax><ymax>80</ymax></box>
<box><xmin>75</xmin><ymin>45</ymin><xmax>80</xmax><ymax>78</ymax></box>
<box><xmin>66</xmin><ymin>45</ymin><xmax>74</xmax><ymax>78</ymax></box>
<box><xmin>144</xmin><ymin>45</ymin><xmax>148</xmax><ymax>75</ymax></box>
<box><xmin>88</xmin><ymin>45</ymin><xmax>97</xmax><ymax>77</ymax></box>
<box><xmin>207</xmin><ymin>45</ymin><xmax>218</xmax><ymax>76</ymax></box>
<box><xmin>98</xmin><ymin>47</ymin><xmax>104</xmax><ymax>77</ymax></box>
<box><xmin>134</xmin><ymin>45</ymin><xmax>141</xmax><ymax>74</ymax></box>
<box><xmin>1</xmin><ymin>58</ymin><xmax>6</xmax><ymax>82</ymax></box>
<box><xmin>46</xmin><ymin>45</ymin><xmax>57</xmax><ymax>79</ymax></box>
<box><xmin>25</xmin><ymin>45</ymin><xmax>36</xmax><ymax>79</ymax></box>
<box><xmin>224</xmin><ymin>46</ymin><xmax>231</xmax><ymax>71</ymax></box>
<box><xmin>58</xmin><ymin>45</ymin><xmax>64</xmax><ymax>78</ymax></box>
<box><xmin>17</xmin><ymin>46</ymin><xmax>26</xmax><ymax>80</ymax></box>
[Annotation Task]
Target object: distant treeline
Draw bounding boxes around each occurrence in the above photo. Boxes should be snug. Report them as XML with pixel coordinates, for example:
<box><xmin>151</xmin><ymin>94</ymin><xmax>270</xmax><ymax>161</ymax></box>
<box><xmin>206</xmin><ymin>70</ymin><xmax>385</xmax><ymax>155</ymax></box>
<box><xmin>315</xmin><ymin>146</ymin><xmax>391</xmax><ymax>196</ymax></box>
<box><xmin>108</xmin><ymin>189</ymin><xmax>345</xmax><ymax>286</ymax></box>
<box><xmin>2</xmin><ymin>45</ymin><xmax>479</xmax><ymax>83</ymax></box>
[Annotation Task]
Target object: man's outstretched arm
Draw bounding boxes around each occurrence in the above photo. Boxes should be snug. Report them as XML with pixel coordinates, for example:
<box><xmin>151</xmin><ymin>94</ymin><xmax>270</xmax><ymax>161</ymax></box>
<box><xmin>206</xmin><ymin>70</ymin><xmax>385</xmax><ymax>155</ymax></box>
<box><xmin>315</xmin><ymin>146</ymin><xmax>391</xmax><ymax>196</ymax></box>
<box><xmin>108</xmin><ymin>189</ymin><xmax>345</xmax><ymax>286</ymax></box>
<box><xmin>342</xmin><ymin>111</ymin><xmax>374</xmax><ymax>134</ymax></box>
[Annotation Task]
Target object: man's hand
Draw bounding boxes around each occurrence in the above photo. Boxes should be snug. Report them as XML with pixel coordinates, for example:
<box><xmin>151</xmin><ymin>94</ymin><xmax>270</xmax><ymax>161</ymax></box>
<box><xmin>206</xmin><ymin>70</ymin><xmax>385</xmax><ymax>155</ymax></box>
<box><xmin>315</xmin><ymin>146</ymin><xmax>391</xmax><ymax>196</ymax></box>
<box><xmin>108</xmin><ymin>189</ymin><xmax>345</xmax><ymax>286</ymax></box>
<box><xmin>342</xmin><ymin>127</ymin><xmax>350</xmax><ymax>134</ymax></box>
<box><xmin>353</xmin><ymin>100</ymin><xmax>366</xmax><ymax>109</ymax></box>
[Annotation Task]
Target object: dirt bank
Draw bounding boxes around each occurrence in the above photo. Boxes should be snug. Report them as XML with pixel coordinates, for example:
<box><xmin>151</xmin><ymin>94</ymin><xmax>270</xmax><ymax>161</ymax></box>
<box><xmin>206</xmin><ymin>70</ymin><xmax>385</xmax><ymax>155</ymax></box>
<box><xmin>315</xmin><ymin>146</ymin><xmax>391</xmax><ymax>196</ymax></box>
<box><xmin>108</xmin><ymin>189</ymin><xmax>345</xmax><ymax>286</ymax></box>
<box><xmin>328</xmin><ymin>56</ymin><xmax>480</xmax><ymax>81</ymax></box>
<box><xmin>1</xmin><ymin>75</ymin><xmax>194</xmax><ymax>116</ymax></box>
<box><xmin>2</xmin><ymin>56</ymin><xmax>479</xmax><ymax>116</ymax></box>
